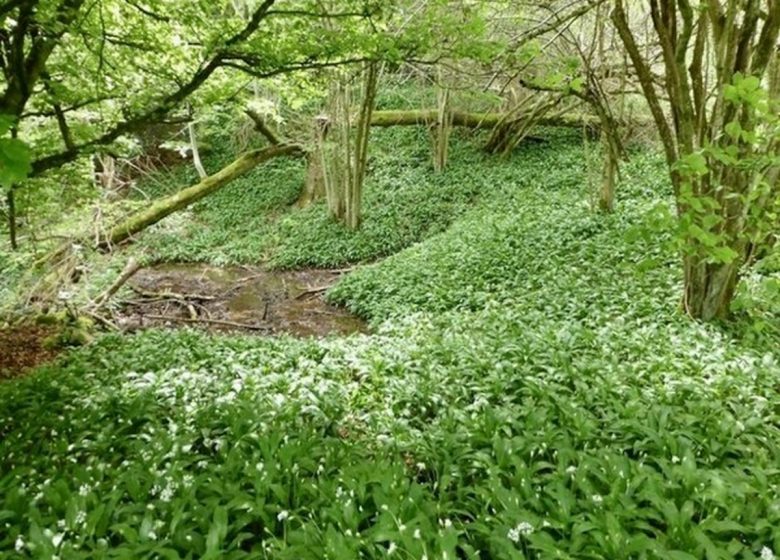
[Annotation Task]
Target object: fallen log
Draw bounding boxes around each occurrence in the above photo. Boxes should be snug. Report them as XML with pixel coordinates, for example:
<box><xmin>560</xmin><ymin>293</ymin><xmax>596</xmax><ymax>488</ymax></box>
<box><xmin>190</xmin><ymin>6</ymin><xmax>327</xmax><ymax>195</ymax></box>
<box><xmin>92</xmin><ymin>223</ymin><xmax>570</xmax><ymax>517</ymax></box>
<box><xmin>369</xmin><ymin>110</ymin><xmax>598</xmax><ymax>129</ymax></box>
<box><xmin>98</xmin><ymin>143</ymin><xmax>304</xmax><ymax>249</ymax></box>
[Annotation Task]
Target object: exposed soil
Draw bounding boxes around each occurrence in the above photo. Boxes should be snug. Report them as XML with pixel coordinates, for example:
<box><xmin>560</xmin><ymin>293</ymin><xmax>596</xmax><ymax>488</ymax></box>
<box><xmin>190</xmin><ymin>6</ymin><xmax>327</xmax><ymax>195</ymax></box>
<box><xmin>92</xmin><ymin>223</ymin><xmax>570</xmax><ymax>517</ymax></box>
<box><xmin>0</xmin><ymin>324</ymin><xmax>61</xmax><ymax>381</ymax></box>
<box><xmin>117</xmin><ymin>264</ymin><xmax>367</xmax><ymax>337</ymax></box>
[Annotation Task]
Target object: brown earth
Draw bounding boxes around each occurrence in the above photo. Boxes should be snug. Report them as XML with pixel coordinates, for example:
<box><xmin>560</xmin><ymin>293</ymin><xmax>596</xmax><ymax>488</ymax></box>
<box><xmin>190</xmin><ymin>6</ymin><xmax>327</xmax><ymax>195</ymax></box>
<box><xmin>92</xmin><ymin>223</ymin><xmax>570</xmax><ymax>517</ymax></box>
<box><xmin>0</xmin><ymin>324</ymin><xmax>61</xmax><ymax>381</ymax></box>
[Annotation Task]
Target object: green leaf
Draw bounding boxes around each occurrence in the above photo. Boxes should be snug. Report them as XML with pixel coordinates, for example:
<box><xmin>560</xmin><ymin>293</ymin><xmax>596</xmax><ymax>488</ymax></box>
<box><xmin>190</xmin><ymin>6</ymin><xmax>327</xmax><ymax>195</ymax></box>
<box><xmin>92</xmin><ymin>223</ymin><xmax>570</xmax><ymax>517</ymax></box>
<box><xmin>709</xmin><ymin>245</ymin><xmax>739</xmax><ymax>264</ymax></box>
<box><xmin>724</xmin><ymin>121</ymin><xmax>742</xmax><ymax>140</ymax></box>
<box><xmin>0</xmin><ymin>137</ymin><xmax>32</xmax><ymax>187</ymax></box>
<box><xmin>205</xmin><ymin>506</ymin><xmax>228</xmax><ymax>557</ymax></box>
<box><xmin>0</xmin><ymin>114</ymin><xmax>14</xmax><ymax>136</ymax></box>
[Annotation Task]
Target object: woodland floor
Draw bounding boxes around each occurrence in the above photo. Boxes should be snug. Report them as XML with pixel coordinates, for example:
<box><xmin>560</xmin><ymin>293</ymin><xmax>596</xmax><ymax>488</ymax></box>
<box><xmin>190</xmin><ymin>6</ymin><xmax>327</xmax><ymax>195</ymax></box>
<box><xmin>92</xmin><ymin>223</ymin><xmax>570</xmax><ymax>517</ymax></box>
<box><xmin>0</xmin><ymin>128</ymin><xmax>778</xmax><ymax>558</ymax></box>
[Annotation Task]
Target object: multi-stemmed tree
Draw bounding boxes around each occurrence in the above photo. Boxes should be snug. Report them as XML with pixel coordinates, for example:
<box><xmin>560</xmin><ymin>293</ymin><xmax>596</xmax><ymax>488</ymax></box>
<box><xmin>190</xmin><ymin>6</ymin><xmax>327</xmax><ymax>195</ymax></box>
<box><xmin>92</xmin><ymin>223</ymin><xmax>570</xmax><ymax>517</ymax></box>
<box><xmin>612</xmin><ymin>0</ymin><xmax>779</xmax><ymax>320</ymax></box>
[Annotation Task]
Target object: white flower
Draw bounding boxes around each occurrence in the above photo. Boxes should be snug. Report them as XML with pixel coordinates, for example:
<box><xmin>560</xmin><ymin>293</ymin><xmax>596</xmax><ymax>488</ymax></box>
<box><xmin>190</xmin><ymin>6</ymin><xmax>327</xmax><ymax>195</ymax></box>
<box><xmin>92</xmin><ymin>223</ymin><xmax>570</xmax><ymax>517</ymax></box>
<box><xmin>508</xmin><ymin>521</ymin><xmax>534</xmax><ymax>542</ymax></box>
<box><xmin>387</xmin><ymin>541</ymin><xmax>397</xmax><ymax>555</ymax></box>
<box><xmin>79</xmin><ymin>484</ymin><xmax>90</xmax><ymax>496</ymax></box>
<box><xmin>277</xmin><ymin>510</ymin><xmax>289</xmax><ymax>522</ymax></box>
<box><xmin>671</xmin><ymin>456</ymin><xmax>680</xmax><ymax>464</ymax></box>
<box><xmin>592</xmin><ymin>494</ymin><xmax>603</xmax><ymax>504</ymax></box>
<box><xmin>761</xmin><ymin>547</ymin><xmax>775</xmax><ymax>560</ymax></box>
<box><xmin>15</xmin><ymin>536</ymin><xmax>24</xmax><ymax>552</ymax></box>
<box><xmin>160</xmin><ymin>484</ymin><xmax>174</xmax><ymax>502</ymax></box>
<box><xmin>75</xmin><ymin>511</ymin><xmax>86</xmax><ymax>525</ymax></box>
<box><xmin>517</xmin><ymin>521</ymin><xmax>533</xmax><ymax>535</ymax></box>
<box><xmin>414</xmin><ymin>528</ymin><xmax>421</xmax><ymax>539</ymax></box>
<box><xmin>52</xmin><ymin>533</ymin><xmax>64</xmax><ymax>547</ymax></box>
<box><xmin>566</xmin><ymin>466</ymin><xmax>577</xmax><ymax>474</ymax></box>
<box><xmin>147</xmin><ymin>531</ymin><xmax>157</xmax><ymax>541</ymax></box>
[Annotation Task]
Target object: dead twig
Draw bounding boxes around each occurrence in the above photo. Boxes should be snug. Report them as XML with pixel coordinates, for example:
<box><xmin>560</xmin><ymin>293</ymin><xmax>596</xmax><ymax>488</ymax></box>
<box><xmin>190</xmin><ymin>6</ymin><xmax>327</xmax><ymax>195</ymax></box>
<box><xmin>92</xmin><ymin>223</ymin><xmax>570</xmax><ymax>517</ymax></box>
<box><xmin>84</xmin><ymin>310</ymin><xmax>119</xmax><ymax>331</ymax></box>
<box><xmin>295</xmin><ymin>285</ymin><xmax>334</xmax><ymax>299</ymax></box>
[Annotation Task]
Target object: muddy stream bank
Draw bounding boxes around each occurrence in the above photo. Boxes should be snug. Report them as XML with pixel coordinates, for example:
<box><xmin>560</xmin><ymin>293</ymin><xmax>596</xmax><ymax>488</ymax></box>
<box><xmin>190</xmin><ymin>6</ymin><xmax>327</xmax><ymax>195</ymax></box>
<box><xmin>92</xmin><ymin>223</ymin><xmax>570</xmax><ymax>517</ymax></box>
<box><xmin>118</xmin><ymin>264</ymin><xmax>366</xmax><ymax>337</ymax></box>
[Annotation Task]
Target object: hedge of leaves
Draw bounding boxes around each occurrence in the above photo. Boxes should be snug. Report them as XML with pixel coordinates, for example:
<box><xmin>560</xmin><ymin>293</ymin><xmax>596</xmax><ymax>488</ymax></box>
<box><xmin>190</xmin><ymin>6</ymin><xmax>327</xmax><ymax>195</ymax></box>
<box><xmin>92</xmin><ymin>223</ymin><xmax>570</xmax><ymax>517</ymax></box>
<box><xmin>1</xmin><ymin>135</ymin><xmax>779</xmax><ymax>559</ymax></box>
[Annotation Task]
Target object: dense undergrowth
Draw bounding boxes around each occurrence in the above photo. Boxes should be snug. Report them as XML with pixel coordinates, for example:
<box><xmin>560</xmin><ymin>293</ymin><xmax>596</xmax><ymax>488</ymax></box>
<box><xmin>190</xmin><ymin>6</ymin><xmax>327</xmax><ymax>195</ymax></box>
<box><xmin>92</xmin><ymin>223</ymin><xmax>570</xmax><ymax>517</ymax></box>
<box><xmin>1</xmin><ymin>131</ymin><xmax>779</xmax><ymax>559</ymax></box>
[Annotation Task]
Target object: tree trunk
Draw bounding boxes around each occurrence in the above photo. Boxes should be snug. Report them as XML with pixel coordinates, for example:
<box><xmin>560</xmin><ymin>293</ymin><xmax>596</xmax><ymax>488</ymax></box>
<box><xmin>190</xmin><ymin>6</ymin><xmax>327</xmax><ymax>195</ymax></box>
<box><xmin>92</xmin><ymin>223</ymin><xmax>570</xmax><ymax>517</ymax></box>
<box><xmin>598</xmin><ymin>144</ymin><xmax>618</xmax><ymax>213</ymax></box>
<box><xmin>99</xmin><ymin>143</ymin><xmax>302</xmax><ymax>248</ymax></box>
<box><xmin>346</xmin><ymin>61</ymin><xmax>379</xmax><ymax>230</ymax></box>
<box><xmin>6</xmin><ymin>187</ymin><xmax>17</xmax><ymax>250</ymax></box>
<box><xmin>188</xmin><ymin>121</ymin><xmax>208</xmax><ymax>179</ymax></box>
<box><xmin>321</xmin><ymin>62</ymin><xmax>379</xmax><ymax>230</ymax></box>
<box><xmin>683</xmin><ymin>256</ymin><xmax>740</xmax><ymax>320</ymax></box>
<box><xmin>596</xmin><ymin>123</ymin><xmax>622</xmax><ymax>213</ymax></box>
<box><xmin>432</xmin><ymin>69</ymin><xmax>452</xmax><ymax>172</ymax></box>
<box><xmin>299</xmin><ymin>116</ymin><xmax>330</xmax><ymax>207</ymax></box>
<box><xmin>611</xmin><ymin>0</ymin><xmax>780</xmax><ymax>321</ymax></box>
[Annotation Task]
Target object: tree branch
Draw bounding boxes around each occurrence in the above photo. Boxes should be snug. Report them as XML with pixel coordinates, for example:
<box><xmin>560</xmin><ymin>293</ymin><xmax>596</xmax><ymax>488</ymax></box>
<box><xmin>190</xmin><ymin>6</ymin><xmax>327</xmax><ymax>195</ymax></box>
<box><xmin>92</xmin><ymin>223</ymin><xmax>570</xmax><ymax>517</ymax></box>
<box><xmin>29</xmin><ymin>0</ymin><xmax>278</xmax><ymax>177</ymax></box>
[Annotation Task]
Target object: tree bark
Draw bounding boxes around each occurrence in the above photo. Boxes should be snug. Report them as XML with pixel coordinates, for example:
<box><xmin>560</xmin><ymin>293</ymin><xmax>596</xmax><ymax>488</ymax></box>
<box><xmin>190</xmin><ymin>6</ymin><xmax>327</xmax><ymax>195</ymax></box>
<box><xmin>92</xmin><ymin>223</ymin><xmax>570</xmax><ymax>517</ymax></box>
<box><xmin>683</xmin><ymin>257</ymin><xmax>740</xmax><ymax>321</ymax></box>
<box><xmin>98</xmin><ymin>143</ymin><xmax>302</xmax><ymax>248</ymax></box>
<box><xmin>299</xmin><ymin>116</ymin><xmax>330</xmax><ymax>207</ymax></box>
<box><xmin>6</xmin><ymin>187</ymin><xmax>17</xmax><ymax>251</ymax></box>
<box><xmin>346</xmin><ymin>61</ymin><xmax>379</xmax><ymax>230</ymax></box>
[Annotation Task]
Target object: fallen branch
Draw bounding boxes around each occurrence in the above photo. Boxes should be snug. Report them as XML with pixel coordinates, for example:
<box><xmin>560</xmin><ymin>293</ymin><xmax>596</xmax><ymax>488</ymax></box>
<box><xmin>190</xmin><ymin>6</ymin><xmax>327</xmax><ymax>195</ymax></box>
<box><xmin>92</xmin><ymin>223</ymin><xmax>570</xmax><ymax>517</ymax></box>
<box><xmin>144</xmin><ymin>314</ymin><xmax>272</xmax><ymax>331</ymax></box>
<box><xmin>90</xmin><ymin>258</ymin><xmax>142</xmax><ymax>311</ymax></box>
<box><xmin>295</xmin><ymin>285</ymin><xmax>334</xmax><ymax>299</ymax></box>
<box><xmin>129</xmin><ymin>286</ymin><xmax>216</xmax><ymax>301</ymax></box>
